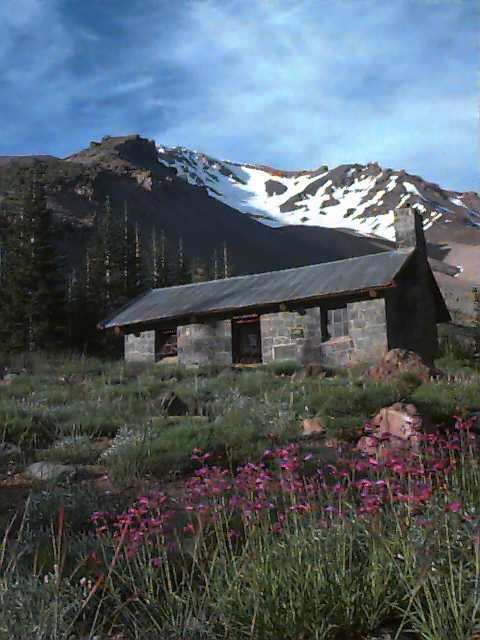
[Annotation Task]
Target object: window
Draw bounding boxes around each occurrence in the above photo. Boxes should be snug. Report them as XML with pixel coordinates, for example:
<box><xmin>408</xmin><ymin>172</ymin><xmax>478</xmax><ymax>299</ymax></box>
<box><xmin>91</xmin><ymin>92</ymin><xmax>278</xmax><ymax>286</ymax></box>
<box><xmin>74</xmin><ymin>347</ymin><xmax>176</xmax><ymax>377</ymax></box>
<box><xmin>322</xmin><ymin>306</ymin><xmax>349</xmax><ymax>340</ymax></box>
<box><xmin>232</xmin><ymin>316</ymin><xmax>262</xmax><ymax>364</ymax></box>
<box><xmin>155</xmin><ymin>327</ymin><xmax>178</xmax><ymax>360</ymax></box>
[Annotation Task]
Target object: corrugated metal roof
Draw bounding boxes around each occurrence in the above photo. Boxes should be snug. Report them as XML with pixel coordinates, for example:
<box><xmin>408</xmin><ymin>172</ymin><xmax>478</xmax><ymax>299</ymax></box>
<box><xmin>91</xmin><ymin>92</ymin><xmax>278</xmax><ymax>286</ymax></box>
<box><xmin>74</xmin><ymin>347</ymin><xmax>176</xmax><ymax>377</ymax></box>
<box><xmin>100</xmin><ymin>248</ymin><xmax>414</xmax><ymax>329</ymax></box>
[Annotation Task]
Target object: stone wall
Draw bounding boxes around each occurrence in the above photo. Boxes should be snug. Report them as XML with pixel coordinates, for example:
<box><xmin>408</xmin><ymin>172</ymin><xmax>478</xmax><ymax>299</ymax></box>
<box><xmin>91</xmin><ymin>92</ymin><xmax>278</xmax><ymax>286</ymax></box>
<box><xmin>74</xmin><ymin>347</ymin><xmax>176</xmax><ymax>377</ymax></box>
<box><xmin>347</xmin><ymin>298</ymin><xmax>388</xmax><ymax>363</ymax></box>
<box><xmin>260</xmin><ymin>308</ymin><xmax>323</xmax><ymax>364</ymax></box>
<box><xmin>318</xmin><ymin>336</ymin><xmax>354</xmax><ymax>367</ymax></box>
<box><xmin>260</xmin><ymin>300</ymin><xmax>388</xmax><ymax>367</ymax></box>
<box><xmin>123</xmin><ymin>298</ymin><xmax>389</xmax><ymax>367</ymax></box>
<box><xmin>124</xmin><ymin>330</ymin><xmax>155</xmax><ymax>362</ymax></box>
<box><xmin>177</xmin><ymin>320</ymin><xmax>232</xmax><ymax>366</ymax></box>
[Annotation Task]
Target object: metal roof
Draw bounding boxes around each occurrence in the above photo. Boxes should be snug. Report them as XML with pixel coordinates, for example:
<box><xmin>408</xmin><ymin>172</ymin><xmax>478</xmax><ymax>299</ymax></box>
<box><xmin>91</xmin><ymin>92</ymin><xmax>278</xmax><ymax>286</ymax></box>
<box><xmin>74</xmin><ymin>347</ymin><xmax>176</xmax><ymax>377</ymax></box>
<box><xmin>100</xmin><ymin>248</ymin><xmax>415</xmax><ymax>329</ymax></box>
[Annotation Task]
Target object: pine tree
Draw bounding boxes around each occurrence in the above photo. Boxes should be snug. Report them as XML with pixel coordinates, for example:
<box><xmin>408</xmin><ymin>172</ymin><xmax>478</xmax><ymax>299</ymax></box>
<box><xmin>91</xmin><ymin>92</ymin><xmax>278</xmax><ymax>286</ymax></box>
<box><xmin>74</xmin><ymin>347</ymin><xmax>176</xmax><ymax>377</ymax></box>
<box><xmin>175</xmin><ymin>236</ymin><xmax>191</xmax><ymax>285</ymax></box>
<box><xmin>0</xmin><ymin>182</ymin><xmax>34</xmax><ymax>351</ymax></box>
<box><xmin>30</xmin><ymin>176</ymin><xmax>66</xmax><ymax>349</ymax></box>
<box><xmin>209</xmin><ymin>248</ymin><xmax>220</xmax><ymax>280</ymax></box>
<box><xmin>222</xmin><ymin>241</ymin><xmax>233</xmax><ymax>278</ymax></box>
<box><xmin>473</xmin><ymin>286</ymin><xmax>480</xmax><ymax>356</ymax></box>
<box><xmin>191</xmin><ymin>256</ymin><xmax>208</xmax><ymax>283</ymax></box>
<box><xmin>66</xmin><ymin>267</ymin><xmax>82</xmax><ymax>347</ymax></box>
<box><xmin>0</xmin><ymin>167</ymin><xmax>66</xmax><ymax>351</ymax></box>
<box><xmin>150</xmin><ymin>226</ymin><xmax>170</xmax><ymax>289</ymax></box>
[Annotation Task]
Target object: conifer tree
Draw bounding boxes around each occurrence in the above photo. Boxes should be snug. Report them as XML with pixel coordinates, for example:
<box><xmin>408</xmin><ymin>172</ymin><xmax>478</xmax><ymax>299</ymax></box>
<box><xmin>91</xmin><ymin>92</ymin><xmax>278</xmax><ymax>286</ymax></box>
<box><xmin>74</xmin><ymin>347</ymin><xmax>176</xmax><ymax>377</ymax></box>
<box><xmin>222</xmin><ymin>241</ymin><xmax>233</xmax><ymax>278</ymax></box>
<box><xmin>209</xmin><ymin>248</ymin><xmax>220</xmax><ymax>280</ymax></box>
<box><xmin>0</xmin><ymin>181</ymin><xmax>34</xmax><ymax>351</ymax></box>
<box><xmin>150</xmin><ymin>227</ymin><xmax>169</xmax><ymax>289</ymax></box>
<box><xmin>191</xmin><ymin>256</ymin><xmax>208</xmax><ymax>283</ymax></box>
<box><xmin>175</xmin><ymin>236</ymin><xmax>191</xmax><ymax>285</ymax></box>
<box><xmin>66</xmin><ymin>267</ymin><xmax>82</xmax><ymax>347</ymax></box>
<box><xmin>29</xmin><ymin>175</ymin><xmax>66</xmax><ymax>349</ymax></box>
<box><xmin>0</xmin><ymin>167</ymin><xmax>65</xmax><ymax>351</ymax></box>
<box><xmin>131</xmin><ymin>222</ymin><xmax>144</xmax><ymax>295</ymax></box>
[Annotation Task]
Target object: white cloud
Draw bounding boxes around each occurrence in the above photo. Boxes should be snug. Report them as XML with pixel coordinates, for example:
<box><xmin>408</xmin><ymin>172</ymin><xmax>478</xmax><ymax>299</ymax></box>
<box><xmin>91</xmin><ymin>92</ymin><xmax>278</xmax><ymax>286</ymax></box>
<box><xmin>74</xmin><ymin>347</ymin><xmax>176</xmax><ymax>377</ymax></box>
<box><xmin>0</xmin><ymin>0</ymin><xmax>476</xmax><ymax>191</ymax></box>
<box><xmin>148</xmin><ymin>0</ymin><xmax>477</xmax><ymax>189</ymax></box>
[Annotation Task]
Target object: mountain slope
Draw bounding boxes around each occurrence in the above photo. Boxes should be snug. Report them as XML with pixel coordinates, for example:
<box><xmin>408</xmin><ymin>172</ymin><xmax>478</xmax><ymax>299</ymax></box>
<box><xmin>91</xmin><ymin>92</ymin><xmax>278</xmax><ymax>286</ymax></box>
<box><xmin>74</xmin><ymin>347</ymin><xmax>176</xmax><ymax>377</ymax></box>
<box><xmin>157</xmin><ymin>144</ymin><xmax>480</xmax><ymax>245</ymax></box>
<box><xmin>0</xmin><ymin>134</ymin><xmax>478</xmax><ymax>325</ymax></box>
<box><xmin>157</xmin><ymin>143</ymin><xmax>480</xmax><ymax>324</ymax></box>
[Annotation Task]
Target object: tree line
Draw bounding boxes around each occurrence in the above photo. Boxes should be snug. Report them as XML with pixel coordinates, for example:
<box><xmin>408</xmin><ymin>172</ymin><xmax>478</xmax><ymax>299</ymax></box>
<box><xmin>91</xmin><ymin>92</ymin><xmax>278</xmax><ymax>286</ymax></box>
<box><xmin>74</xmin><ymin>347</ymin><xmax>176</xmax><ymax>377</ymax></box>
<box><xmin>0</xmin><ymin>167</ymin><xmax>233</xmax><ymax>354</ymax></box>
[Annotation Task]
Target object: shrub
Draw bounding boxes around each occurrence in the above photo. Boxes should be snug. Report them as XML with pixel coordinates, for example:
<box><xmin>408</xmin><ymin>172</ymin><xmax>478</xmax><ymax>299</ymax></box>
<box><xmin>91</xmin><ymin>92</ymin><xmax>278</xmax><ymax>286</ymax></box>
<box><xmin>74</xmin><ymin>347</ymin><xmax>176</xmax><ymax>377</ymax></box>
<box><xmin>266</xmin><ymin>360</ymin><xmax>302</xmax><ymax>376</ymax></box>
<box><xmin>323</xmin><ymin>414</ymin><xmax>368</xmax><ymax>442</ymax></box>
<box><xmin>310</xmin><ymin>381</ymin><xmax>397</xmax><ymax>418</ymax></box>
<box><xmin>38</xmin><ymin>435</ymin><xmax>104</xmax><ymax>466</ymax></box>
<box><xmin>410</xmin><ymin>382</ymin><xmax>480</xmax><ymax>426</ymax></box>
<box><xmin>1</xmin><ymin>409</ymin><xmax>60</xmax><ymax>448</ymax></box>
<box><xmin>390</xmin><ymin>370</ymin><xmax>423</xmax><ymax>399</ymax></box>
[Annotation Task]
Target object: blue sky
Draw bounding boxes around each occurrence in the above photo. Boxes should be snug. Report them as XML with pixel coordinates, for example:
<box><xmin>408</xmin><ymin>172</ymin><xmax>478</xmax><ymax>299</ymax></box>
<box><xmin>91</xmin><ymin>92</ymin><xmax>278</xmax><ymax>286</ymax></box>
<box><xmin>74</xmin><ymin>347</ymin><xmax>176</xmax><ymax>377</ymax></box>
<box><xmin>0</xmin><ymin>0</ymin><xmax>478</xmax><ymax>191</ymax></box>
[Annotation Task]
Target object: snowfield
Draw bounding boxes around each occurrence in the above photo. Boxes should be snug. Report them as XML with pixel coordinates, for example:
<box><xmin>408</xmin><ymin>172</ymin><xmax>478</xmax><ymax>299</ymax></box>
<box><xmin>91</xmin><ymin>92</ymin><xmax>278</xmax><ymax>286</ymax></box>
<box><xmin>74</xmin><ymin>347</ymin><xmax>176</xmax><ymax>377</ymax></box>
<box><xmin>156</xmin><ymin>145</ymin><xmax>480</xmax><ymax>244</ymax></box>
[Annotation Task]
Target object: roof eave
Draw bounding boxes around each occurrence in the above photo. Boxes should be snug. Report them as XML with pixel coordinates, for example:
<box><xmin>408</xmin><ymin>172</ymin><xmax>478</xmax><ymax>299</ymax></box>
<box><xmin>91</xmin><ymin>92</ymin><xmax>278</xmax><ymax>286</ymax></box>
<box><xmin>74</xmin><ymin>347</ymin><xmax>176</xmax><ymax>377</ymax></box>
<box><xmin>104</xmin><ymin>281</ymin><xmax>398</xmax><ymax>332</ymax></box>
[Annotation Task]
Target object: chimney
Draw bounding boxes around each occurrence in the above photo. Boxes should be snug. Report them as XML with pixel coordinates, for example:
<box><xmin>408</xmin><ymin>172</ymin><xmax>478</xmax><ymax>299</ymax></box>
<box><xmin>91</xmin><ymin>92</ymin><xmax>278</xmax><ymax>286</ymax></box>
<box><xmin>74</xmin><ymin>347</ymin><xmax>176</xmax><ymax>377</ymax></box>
<box><xmin>393</xmin><ymin>206</ymin><xmax>427</xmax><ymax>253</ymax></box>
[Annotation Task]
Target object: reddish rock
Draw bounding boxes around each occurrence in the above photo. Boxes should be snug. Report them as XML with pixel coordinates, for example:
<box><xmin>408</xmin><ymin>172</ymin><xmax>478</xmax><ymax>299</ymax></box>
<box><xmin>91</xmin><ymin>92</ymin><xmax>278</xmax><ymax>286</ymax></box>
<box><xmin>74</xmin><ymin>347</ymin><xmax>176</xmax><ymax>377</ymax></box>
<box><xmin>357</xmin><ymin>402</ymin><xmax>423</xmax><ymax>457</ymax></box>
<box><xmin>301</xmin><ymin>416</ymin><xmax>326</xmax><ymax>437</ymax></box>
<box><xmin>364</xmin><ymin>348</ymin><xmax>443</xmax><ymax>384</ymax></box>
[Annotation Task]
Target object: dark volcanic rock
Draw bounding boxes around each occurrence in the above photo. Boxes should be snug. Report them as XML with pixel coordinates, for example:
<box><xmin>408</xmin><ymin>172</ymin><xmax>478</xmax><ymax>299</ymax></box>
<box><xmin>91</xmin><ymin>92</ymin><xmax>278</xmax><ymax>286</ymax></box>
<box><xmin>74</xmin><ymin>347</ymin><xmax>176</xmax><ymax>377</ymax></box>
<box><xmin>265</xmin><ymin>179</ymin><xmax>288</xmax><ymax>196</ymax></box>
<box><xmin>158</xmin><ymin>391</ymin><xmax>189</xmax><ymax>416</ymax></box>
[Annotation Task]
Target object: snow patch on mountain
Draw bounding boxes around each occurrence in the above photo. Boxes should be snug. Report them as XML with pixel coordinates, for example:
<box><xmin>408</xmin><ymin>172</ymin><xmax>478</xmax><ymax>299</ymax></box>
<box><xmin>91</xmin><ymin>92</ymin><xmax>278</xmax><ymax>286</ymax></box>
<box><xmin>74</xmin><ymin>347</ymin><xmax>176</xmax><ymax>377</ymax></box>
<box><xmin>156</xmin><ymin>145</ymin><xmax>480</xmax><ymax>243</ymax></box>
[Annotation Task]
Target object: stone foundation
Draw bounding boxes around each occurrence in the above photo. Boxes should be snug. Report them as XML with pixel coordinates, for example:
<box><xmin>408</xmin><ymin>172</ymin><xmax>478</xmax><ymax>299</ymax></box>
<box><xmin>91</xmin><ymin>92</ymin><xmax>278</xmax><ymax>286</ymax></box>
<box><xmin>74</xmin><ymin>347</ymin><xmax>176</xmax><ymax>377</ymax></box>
<box><xmin>260</xmin><ymin>308</ymin><xmax>322</xmax><ymax>364</ymax></box>
<box><xmin>348</xmin><ymin>298</ymin><xmax>388</xmax><ymax>363</ymax></box>
<box><xmin>124</xmin><ymin>331</ymin><xmax>155</xmax><ymax>362</ymax></box>
<box><xmin>177</xmin><ymin>320</ymin><xmax>232</xmax><ymax>366</ymax></box>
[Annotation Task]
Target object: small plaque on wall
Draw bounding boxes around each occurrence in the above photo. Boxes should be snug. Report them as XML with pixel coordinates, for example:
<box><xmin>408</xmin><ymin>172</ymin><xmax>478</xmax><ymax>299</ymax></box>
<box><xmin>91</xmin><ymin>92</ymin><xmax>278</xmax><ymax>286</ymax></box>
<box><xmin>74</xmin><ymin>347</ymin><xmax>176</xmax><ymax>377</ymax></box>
<box><xmin>290</xmin><ymin>326</ymin><xmax>304</xmax><ymax>339</ymax></box>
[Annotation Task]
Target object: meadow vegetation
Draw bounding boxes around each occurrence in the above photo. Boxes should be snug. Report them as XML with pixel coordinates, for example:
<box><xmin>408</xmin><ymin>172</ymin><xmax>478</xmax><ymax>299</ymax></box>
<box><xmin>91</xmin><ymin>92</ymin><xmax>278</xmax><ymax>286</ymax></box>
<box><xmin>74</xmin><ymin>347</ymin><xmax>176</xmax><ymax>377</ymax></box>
<box><xmin>0</xmin><ymin>339</ymin><xmax>479</xmax><ymax>639</ymax></box>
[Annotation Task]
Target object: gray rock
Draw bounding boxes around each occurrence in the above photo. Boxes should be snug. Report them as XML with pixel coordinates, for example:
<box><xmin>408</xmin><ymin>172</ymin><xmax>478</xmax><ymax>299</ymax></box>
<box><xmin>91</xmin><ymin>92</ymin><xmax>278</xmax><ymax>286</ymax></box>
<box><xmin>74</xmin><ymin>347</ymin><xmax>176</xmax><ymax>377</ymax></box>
<box><xmin>25</xmin><ymin>462</ymin><xmax>76</xmax><ymax>483</ymax></box>
<box><xmin>158</xmin><ymin>391</ymin><xmax>189</xmax><ymax>416</ymax></box>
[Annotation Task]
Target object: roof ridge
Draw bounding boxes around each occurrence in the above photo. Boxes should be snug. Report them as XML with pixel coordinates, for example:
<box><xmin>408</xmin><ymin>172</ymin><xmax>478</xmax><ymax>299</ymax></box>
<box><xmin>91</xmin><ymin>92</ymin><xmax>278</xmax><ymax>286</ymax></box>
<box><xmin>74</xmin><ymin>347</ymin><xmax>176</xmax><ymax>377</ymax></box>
<box><xmin>149</xmin><ymin>248</ymin><xmax>414</xmax><ymax>294</ymax></box>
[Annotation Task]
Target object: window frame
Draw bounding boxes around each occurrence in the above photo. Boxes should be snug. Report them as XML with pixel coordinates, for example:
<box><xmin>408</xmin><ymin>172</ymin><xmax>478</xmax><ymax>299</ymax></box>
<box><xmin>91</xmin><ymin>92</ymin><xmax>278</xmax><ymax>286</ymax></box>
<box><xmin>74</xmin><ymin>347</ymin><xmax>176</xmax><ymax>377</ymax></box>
<box><xmin>321</xmin><ymin>303</ymin><xmax>349</xmax><ymax>341</ymax></box>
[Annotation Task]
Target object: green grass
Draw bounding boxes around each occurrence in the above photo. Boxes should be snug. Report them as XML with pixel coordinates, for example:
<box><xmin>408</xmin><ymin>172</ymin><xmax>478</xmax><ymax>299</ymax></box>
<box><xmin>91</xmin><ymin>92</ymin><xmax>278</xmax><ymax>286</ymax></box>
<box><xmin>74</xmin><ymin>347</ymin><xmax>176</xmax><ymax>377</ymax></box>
<box><xmin>1</xmin><ymin>350</ymin><xmax>480</xmax><ymax>638</ymax></box>
<box><xmin>411</xmin><ymin>381</ymin><xmax>480</xmax><ymax>425</ymax></box>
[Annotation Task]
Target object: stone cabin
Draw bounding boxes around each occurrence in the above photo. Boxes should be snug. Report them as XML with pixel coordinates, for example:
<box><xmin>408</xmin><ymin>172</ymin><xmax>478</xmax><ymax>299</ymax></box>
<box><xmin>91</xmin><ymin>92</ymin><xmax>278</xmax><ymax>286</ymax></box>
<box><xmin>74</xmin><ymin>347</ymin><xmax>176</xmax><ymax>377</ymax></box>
<box><xmin>100</xmin><ymin>207</ymin><xmax>451</xmax><ymax>367</ymax></box>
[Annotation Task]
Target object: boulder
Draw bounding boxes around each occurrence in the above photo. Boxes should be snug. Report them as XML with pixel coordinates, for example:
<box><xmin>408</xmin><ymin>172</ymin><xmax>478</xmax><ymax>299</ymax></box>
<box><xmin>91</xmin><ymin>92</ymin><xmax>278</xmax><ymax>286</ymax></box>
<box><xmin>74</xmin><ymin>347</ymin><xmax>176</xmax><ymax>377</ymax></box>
<box><xmin>25</xmin><ymin>462</ymin><xmax>76</xmax><ymax>483</ymax></box>
<box><xmin>364</xmin><ymin>349</ymin><xmax>443</xmax><ymax>384</ymax></box>
<box><xmin>357</xmin><ymin>402</ymin><xmax>423</xmax><ymax>456</ymax></box>
<box><xmin>301</xmin><ymin>416</ymin><xmax>326</xmax><ymax>437</ymax></box>
<box><xmin>158</xmin><ymin>391</ymin><xmax>189</xmax><ymax>416</ymax></box>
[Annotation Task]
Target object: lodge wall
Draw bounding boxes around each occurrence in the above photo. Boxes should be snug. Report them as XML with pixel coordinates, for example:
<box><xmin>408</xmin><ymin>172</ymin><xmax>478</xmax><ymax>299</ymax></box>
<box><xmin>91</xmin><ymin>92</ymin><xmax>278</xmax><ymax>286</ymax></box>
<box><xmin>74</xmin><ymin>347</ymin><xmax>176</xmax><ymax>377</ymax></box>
<box><xmin>177</xmin><ymin>320</ymin><xmax>232</xmax><ymax>367</ymax></box>
<box><xmin>260</xmin><ymin>308</ymin><xmax>322</xmax><ymax>364</ymax></box>
<box><xmin>124</xmin><ymin>330</ymin><xmax>156</xmax><ymax>363</ymax></box>
<box><xmin>260</xmin><ymin>298</ymin><xmax>388</xmax><ymax>366</ymax></box>
<box><xmin>123</xmin><ymin>295</ymin><xmax>390</xmax><ymax>366</ymax></box>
